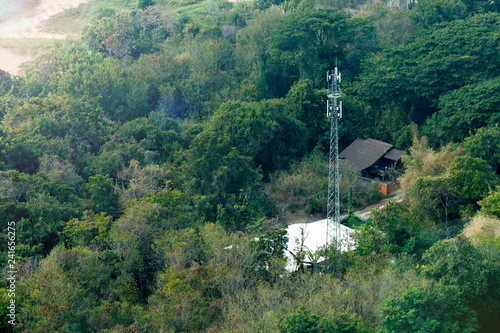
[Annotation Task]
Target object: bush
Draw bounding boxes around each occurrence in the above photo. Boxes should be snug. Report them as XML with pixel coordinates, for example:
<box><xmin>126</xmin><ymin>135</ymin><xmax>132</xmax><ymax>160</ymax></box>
<box><xmin>280</xmin><ymin>305</ymin><xmax>369</xmax><ymax>333</ymax></box>
<box><xmin>266</xmin><ymin>149</ymin><xmax>378</xmax><ymax>218</ymax></box>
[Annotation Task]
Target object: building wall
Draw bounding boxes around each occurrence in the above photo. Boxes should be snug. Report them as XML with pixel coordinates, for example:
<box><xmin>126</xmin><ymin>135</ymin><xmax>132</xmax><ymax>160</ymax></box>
<box><xmin>372</xmin><ymin>180</ymin><xmax>400</xmax><ymax>196</ymax></box>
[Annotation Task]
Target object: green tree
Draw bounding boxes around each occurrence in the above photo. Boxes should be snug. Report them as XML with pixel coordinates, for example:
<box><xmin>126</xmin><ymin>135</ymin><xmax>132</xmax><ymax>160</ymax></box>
<box><xmin>14</xmin><ymin>191</ymin><xmax>79</xmax><ymax>257</ymax></box>
<box><xmin>353</xmin><ymin>224</ymin><xmax>393</xmax><ymax>257</ymax></box>
<box><xmin>18</xmin><ymin>258</ymin><xmax>88</xmax><ymax>331</ymax></box>
<box><xmin>186</xmin><ymin>130</ymin><xmax>261</xmax><ymax>196</ymax></box>
<box><xmin>167</xmin><ymin>36</ymin><xmax>234</xmax><ymax>119</ymax></box>
<box><xmin>215</xmin><ymin>183</ymin><xmax>273</xmax><ymax>231</ymax></box>
<box><xmin>1</xmin><ymin>94</ymin><xmax>114</xmax><ymax>171</ymax></box>
<box><xmin>406</xmin><ymin>147</ymin><xmax>493</xmax><ymax>225</ymax></box>
<box><xmin>65</xmin><ymin>211</ymin><xmax>113</xmax><ymax>248</ymax></box>
<box><xmin>87</xmin><ymin>300</ymin><xmax>147</xmax><ymax>331</ymax></box>
<box><xmin>478</xmin><ymin>187</ymin><xmax>500</xmax><ymax>217</ymax></box>
<box><xmin>110</xmin><ymin>201</ymin><xmax>164</xmax><ymax>300</ymax></box>
<box><xmin>23</xmin><ymin>45</ymin><xmax>149</xmax><ymax>121</ymax></box>
<box><xmin>0</xmin><ymin>196</ymin><xmax>29</xmax><ymax>261</ymax></box>
<box><xmin>253</xmin><ymin>226</ymin><xmax>288</xmax><ymax>279</ymax></box>
<box><xmin>366</xmin><ymin>201</ymin><xmax>430</xmax><ymax>255</ymax></box>
<box><xmin>85</xmin><ymin>174</ymin><xmax>120</xmax><ymax>217</ymax></box>
<box><xmin>410</xmin><ymin>175</ymin><xmax>460</xmax><ymax>225</ymax></box>
<box><xmin>0</xmin><ymin>69</ymin><xmax>11</xmax><ymax>97</ymax></box>
<box><xmin>265</xmin><ymin>9</ymin><xmax>375</xmax><ymax>96</ymax></box>
<box><xmin>449</xmin><ymin>155</ymin><xmax>496</xmax><ymax>211</ymax></box>
<box><xmin>205</xmin><ymin>99</ymin><xmax>307</xmax><ymax>175</ymax></box>
<box><xmin>280</xmin><ymin>305</ymin><xmax>324</xmax><ymax>333</ymax></box>
<box><xmin>116</xmin><ymin>117</ymin><xmax>180</xmax><ymax>159</ymax></box>
<box><xmin>420</xmin><ymin>237</ymin><xmax>500</xmax><ymax>328</ymax></box>
<box><xmin>357</xmin><ymin>13</ymin><xmax>500</xmax><ymax>122</ymax></box>
<box><xmin>423</xmin><ymin>77</ymin><xmax>500</xmax><ymax>145</ymax></box>
<box><xmin>110</xmin><ymin>190</ymin><xmax>193</xmax><ymax>299</ymax></box>
<box><xmin>280</xmin><ymin>305</ymin><xmax>368</xmax><ymax>333</ymax></box>
<box><xmin>49</xmin><ymin>245</ymin><xmax>114</xmax><ymax>300</ymax></box>
<box><xmin>347</xmin><ymin>186</ymin><xmax>353</xmax><ymax>217</ymax></box>
<box><xmin>285</xmin><ymin>79</ymin><xmax>328</xmax><ymax>151</ymax></box>
<box><xmin>84</xmin><ymin>133</ymin><xmax>158</xmax><ymax>179</ymax></box>
<box><xmin>2</xmin><ymin>142</ymin><xmax>39</xmax><ymax>174</ymax></box>
<box><xmin>152</xmin><ymin>262</ymin><xmax>222</xmax><ymax>331</ymax></box>
<box><xmin>138</xmin><ymin>0</ymin><xmax>154</xmax><ymax>10</ymax></box>
<box><xmin>358</xmin><ymin>1</ymin><xmax>421</xmax><ymax>48</ymax></box>
<box><xmin>378</xmin><ymin>284</ymin><xmax>478</xmax><ymax>333</ymax></box>
<box><xmin>82</xmin><ymin>11</ymin><xmax>135</xmax><ymax>58</ymax></box>
<box><xmin>462</xmin><ymin>124</ymin><xmax>500</xmax><ymax>174</ymax></box>
<box><xmin>0</xmin><ymin>288</ymin><xmax>14</xmax><ymax>332</ymax></box>
<box><xmin>142</xmin><ymin>189</ymin><xmax>192</xmax><ymax>230</ymax></box>
<box><xmin>234</xmin><ymin>7</ymin><xmax>285</xmax><ymax>99</ymax></box>
<box><xmin>414</xmin><ymin>0</ymin><xmax>467</xmax><ymax>28</ymax></box>
<box><xmin>462</xmin><ymin>0</ymin><xmax>500</xmax><ymax>14</ymax></box>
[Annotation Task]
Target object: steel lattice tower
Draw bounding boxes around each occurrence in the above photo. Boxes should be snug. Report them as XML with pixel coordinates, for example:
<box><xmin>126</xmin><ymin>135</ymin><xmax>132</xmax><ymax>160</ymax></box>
<box><xmin>326</xmin><ymin>67</ymin><xmax>342</xmax><ymax>249</ymax></box>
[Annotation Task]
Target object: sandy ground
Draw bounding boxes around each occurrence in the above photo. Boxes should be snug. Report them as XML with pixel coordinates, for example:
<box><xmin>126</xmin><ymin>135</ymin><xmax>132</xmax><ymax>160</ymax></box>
<box><xmin>354</xmin><ymin>190</ymin><xmax>406</xmax><ymax>220</ymax></box>
<box><xmin>0</xmin><ymin>0</ymin><xmax>93</xmax><ymax>75</ymax></box>
<box><xmin>0</xmin><ymin>47</ymin><xmax>33</xmax><ymax>75</ymax></box>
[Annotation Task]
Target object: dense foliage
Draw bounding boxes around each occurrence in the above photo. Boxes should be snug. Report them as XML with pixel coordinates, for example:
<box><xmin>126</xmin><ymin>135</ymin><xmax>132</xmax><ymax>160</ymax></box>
<box><xmin>0</xmin><ymin>0</ymin><xmax>499</xmax><ymax>332</ymax></box>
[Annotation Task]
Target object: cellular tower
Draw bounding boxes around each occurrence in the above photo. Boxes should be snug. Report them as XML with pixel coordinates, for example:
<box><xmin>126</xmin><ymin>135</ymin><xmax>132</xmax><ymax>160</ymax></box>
<box><xmin>326</xmin><ymin>67</ymin><xmax>342</xmax><ymax>249</ymax></box>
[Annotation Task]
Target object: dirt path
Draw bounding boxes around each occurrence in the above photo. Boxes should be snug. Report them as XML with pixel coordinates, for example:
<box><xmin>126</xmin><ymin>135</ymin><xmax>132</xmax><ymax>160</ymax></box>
<box><xmin>354</xmin><ymin>191</ymin><xmax>406</xmax><ymax>220</ymax></box>
<box><xmin>284</xmin><ymin>191</ymin><xmax>406</xmax><ymax>267</ymax></box>
<box><xmin>0</xmin><ymin>0</ymin><xmax>93</xmax><ymax>75</ymax></box>
<box><xmin>282</xmin><ymin>190</ymin><xmax>406</xmax><ymax>227</ymax></box>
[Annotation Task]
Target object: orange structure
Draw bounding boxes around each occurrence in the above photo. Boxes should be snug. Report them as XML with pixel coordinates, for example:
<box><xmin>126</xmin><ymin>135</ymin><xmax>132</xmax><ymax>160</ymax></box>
<box><xmin>373</xmin><ymin>180</ymin><xmax>400</xmax><ymax>196</ymax></box>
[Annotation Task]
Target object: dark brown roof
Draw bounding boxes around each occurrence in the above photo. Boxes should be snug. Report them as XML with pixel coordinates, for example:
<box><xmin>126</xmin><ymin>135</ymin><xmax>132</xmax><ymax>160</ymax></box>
<box><xmin>384</xmin><ymin>148</ymin><xmax>404</xmax><ymax>161</ymax></box>
<box><xmin>339</xmin><ymin>138</ymin><xmax>402</xmax><ymax>171</ymax></box>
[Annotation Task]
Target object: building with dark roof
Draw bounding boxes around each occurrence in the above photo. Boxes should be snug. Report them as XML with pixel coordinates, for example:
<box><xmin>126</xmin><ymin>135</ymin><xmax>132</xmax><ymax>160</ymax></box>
<box><xmin>339</xmin><ymin>138</ymin><xmax>403</xmax><ymax>181</ymax></box>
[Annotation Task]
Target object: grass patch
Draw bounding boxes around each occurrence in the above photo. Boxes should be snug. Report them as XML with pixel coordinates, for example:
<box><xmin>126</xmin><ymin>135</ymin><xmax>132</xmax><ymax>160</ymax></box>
<box><xmin>39</xmin><ymin>0</ymin><xmax>216</xmax><ymax>36</ymax></box>
<box><xmin>157</xmin><ymin>0</ymin><xmax>205</xmax><ymax>8</ymax></box>
<box><xmin>91</xmin><ymin>0</ymin><xmax>137</xmax><ymax>11</ymax></box>
<box><xmin>41</xmin><ymin>3</ymin><xmax>96</xmax><ymax>35</ymax></box>
<box><xmin>0</xmin><ymin>38</ymin><xmax>60</xmax><ymax>55</ymax></box>
<box><xmin>18</xmin><ymin>0</ymin><xmax>231</xmax><ymax>47</ymax></box>
<box><xmin>173</xmin><ymin>1</ymin><xmax>210</xmax><ymax>19</ymax></box>
<box><xmin>40</xmin><ymin>0</ymin><xmax>139</xmax><ymax>36</ymax></box>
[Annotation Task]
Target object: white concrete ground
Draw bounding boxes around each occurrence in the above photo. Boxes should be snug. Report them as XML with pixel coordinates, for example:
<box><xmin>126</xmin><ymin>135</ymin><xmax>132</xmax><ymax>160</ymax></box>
<box><xmin>285</xmin><ymin>219</ymin><xmax>355</xmax><ymax>271</ymax></box>
<box><xmin>283</xmin><ymin>191</ymin><xmax>405</xmax><ymax>271</ymax></box>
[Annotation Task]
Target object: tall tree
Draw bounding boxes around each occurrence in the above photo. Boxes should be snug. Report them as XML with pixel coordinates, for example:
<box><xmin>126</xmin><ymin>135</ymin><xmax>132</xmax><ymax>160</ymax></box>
<box><xmin>265</xmin><ymin>9</ymin><xmax>376</xmax><ymax>96</ymax></box>
<box><xmin>357</xmin><ymin>13</ymin><xmax>500</xmax><ymax>123</ymax></box>
<box><xmin>203</xmin><ymin>99</ymin><xmax>307</xmax><ymax>175</ymax></box>
<box><xmin>423</xmin><ymin>76</ymin><xmax>500</xmax><ymax>145</ymax></box>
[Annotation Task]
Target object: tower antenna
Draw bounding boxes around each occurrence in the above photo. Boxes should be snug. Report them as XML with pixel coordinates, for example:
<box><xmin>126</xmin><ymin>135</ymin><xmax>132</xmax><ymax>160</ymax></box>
<box><xmin>326</xmin><ymin>65</ymin><xmax>342</xmax><ymax>251</ymax></box>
